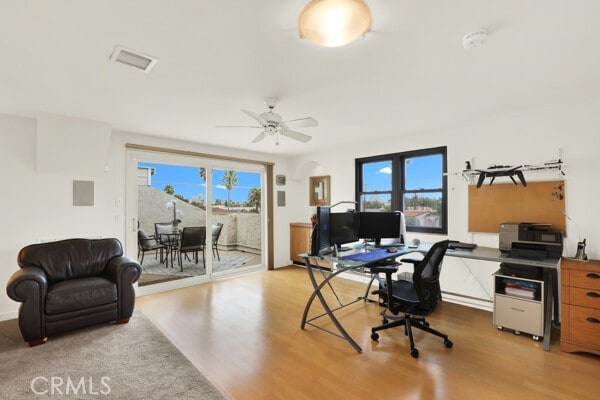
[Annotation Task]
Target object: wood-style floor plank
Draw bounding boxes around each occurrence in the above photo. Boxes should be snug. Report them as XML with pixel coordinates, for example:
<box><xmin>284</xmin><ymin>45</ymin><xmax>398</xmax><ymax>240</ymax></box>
<box><xmin>136</xmin><ymin>266</ymin><xmax>599</xmax><ymax>400</ymax></box>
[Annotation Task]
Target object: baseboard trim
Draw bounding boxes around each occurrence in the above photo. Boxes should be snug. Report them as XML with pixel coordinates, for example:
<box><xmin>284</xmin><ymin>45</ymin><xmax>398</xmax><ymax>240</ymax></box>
<box><xmin>0</xmin><ymin>310</ymin><xmax>18</xmax><ymax>322</ymax></box>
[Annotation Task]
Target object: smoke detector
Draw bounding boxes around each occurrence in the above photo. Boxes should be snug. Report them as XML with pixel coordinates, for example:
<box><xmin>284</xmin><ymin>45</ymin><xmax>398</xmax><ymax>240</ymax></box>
<box><xmin>110</xmin><ymin>46</ymin><xmax>158</xmax><ymax>72</ymax></box>
<box><xmin>462</xmin><ymin>30</ymin><xmax>487</xmax><ymax>50</ymax></box>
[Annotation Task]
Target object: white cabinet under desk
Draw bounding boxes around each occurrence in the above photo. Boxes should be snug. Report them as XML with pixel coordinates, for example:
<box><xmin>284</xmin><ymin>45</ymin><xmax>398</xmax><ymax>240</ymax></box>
<box><xmin>493</xmin><ymin>271</ymin><xmax>544</xmax><ymax>339</ymax></box>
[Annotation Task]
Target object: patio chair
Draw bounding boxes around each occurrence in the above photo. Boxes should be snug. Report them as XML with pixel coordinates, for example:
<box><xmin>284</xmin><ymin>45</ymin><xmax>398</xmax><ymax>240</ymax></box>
<box><xmin>177</xmin><ymin>227</ymin><xmax>206</xmax><ymax>271</ymax></box>
<box><xmin>154</xmin><ymin>222</ymin><xmax>179</xmax><ymax>268</ymax></box>
<box><xmin>137</xmin><ymin>229</ymin><xmax>167</xmax><ymax>267</ymax></box>
<box><xmin>212</xmin><ymin>223</ymin><xmax>223</xmax><ymax>261</ymax></box>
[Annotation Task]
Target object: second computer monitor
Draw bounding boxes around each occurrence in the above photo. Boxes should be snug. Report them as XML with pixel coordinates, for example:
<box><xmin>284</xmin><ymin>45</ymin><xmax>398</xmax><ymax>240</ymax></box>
<box><xmin>330</xmin><ymin>212</ymin><xmax>360</xmax><ymax>249</ymax></box>
<box><xmin>359</xmin><ymin>211</ymin><xmax>404</xmax><ymax>247</ymax></box>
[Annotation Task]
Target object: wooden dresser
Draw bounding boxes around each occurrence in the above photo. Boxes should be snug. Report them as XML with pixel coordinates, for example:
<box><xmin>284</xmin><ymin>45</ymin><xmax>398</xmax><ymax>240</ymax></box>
<box><xmin>290</xmin><ymin>223</ymin><xmax>312</xmax><ymax>265</ymax></box>
<box><xmin>560</xmin><ymin>258</ymin><xmax>600</xmax><ymax>356</ymax></box>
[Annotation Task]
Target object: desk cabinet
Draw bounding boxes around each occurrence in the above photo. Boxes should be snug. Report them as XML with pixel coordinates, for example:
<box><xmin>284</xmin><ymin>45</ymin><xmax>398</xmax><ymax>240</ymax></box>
<box><xmin>290</xmin><ymin>223</ymin><xmax>312</xmax><ymax>265</ymax></box>
<box><xmin>560</xmin><ymin>258</ymin><xmax>600</xmax><ymax>356</ymax></box>
<box><xmin>494</xmin><ymin>272</ymin><xmax>544</xmax><ymax>339</ymax></box>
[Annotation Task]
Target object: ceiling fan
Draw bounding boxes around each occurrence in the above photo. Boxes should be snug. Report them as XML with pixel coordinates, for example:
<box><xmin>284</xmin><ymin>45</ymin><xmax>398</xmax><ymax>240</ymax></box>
<box><xmin>216</xmin><ymin>98</ymin><xmax>318</xmax><ymax>145</ymax></box>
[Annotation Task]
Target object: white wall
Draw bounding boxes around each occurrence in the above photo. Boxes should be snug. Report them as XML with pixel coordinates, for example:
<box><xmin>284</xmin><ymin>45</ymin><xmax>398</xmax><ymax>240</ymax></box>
<box><xmin>286</xmin><ymin>98</ymin><xmax>600</xmax><ymax>310</ymax></box>
<box><xmin>0</xmin><ymin>113</ymin><xmax>295</xmax><ymax>320</ymax></box>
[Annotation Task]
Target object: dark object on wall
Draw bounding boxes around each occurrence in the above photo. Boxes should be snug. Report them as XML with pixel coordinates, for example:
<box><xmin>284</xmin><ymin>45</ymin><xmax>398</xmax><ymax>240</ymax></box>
<box><xmin>6</xmin><ymin>238</ymin><xmax>142</xmax><ymax>346</ymax></box>
<box><xmin>276</xmin><ymin>175</ymin><xmax>286</xmax><ymax>185</ymax></box>
<box><xmin>73</xmin><ymin>180</ymin><xmax>95</xmax><ymax>206</ymax></box>
<box><xmin>475</xmin><ymin>165</ymin><xmax>526</xmax><ymax>188</ymax></box>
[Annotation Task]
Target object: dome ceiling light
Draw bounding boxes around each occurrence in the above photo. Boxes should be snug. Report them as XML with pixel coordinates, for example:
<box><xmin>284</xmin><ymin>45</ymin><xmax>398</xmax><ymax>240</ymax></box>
<box><xmin>298</xmin><ymin>0</ymin><xmax>372</xmax><ymax>47</ymax></box>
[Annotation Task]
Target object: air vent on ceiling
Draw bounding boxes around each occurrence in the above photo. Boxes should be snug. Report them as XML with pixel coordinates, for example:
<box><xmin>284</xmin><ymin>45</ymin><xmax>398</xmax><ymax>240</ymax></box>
<box><xmin>110</xmin><ymin>46</ymin><xmax>158</xmax><ymax>72</ymax></box>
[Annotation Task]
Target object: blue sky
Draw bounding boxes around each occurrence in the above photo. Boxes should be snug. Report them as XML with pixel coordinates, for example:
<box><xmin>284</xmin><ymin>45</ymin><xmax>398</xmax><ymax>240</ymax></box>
<box><xmin>139</xmin><ymin>162</ymin><xmax>261</xmax><ymax>203</ymax></box>
<box><xmin>362</xmin><ymin>154</ymin><xmax>443</xmax><ymax>197</ymax></box>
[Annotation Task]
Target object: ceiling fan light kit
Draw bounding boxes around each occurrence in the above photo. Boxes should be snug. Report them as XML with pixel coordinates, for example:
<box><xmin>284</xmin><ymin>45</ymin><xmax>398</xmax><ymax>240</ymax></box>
<box><xmin>298</xmin><ymin>0</ymin><xmax>372</xmax><ymax>47</ymax></box>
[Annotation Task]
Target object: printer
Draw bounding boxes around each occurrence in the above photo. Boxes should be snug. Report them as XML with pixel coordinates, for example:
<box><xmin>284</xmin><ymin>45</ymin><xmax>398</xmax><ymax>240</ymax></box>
<box><xmin>499</xmin><ymin>222</ymin><xmax>563</xmax><ymax>259</ymax></box>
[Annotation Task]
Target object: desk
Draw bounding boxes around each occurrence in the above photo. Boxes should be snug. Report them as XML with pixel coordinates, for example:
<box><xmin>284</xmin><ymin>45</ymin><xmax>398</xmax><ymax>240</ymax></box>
<box><xmin>300</xmin><ymin>246</ymin><xmax>414</xmax><ymax>353</ymax></box>
<box><xmin>300</xmin><ymin>244</ymin><xmax>560</xmax><ymax>352</ymax></box>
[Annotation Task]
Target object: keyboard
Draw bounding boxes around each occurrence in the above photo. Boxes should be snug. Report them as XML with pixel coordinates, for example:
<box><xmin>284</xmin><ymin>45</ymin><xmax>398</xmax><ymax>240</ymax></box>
<box><xmin>448</xmin><ymin>241</ymin><xmax>477</xmax><ymax>250</ymax></box>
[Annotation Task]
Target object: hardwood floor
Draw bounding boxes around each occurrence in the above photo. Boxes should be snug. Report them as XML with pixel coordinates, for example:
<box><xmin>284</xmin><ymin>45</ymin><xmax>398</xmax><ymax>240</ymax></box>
<box><xmin>136</xmin><ymin>266</ymin><xmax>599</xmax><ymax>400</ymax></box>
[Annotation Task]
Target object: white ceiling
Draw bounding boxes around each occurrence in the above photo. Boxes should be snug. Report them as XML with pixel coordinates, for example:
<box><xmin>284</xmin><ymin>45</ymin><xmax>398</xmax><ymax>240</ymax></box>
<box><xmin>1</xmin><ymin>1</ymin><xmax>599</xmax><ymax>155</ymax></box>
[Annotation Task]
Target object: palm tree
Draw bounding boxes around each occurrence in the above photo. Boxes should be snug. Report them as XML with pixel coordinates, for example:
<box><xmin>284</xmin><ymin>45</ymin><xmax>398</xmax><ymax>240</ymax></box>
<box><xmin>221</xmin><ymin>170</ymin><xmax>238</xmax><ymax>209</ymax></box>
<box><xmin>199</xmin><ymin>167</ymin><xmax>206</xmax><ymax>182</ymax></box>
<box><xmin>164</xmin><ymin>184</ymin><xmax>175</xmax><ymax>195</ymax></box>
<box><xmin>247</xmin><ymin>188</ymin><xmax>261</xmax><ymax>213</ymax></box>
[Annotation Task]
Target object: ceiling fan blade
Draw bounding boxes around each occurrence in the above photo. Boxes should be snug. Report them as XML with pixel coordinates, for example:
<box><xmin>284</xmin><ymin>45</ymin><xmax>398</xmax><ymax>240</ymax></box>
<box><xmin>280</xmin><ymin>129</ymin><xmax>312</xmax><ymax>143</ymax></box>
<box><xmin>252</xmin><ymin>132</ymin><xmax>266</xmax><ymax>143</ymax></box>
<box><xmin>216</xmin><ymin>125</ymin><xmax>262</xmax><ymax>128</ymax></box>
<box><xmin>282</xmin><ymin>117</ymin><xmax>319</xmax><ymax>128</ymax></box>
<box><xmin>242</xmin><ymin>110</ymin><xmax>268</xmax><ymax>126</ymax></box>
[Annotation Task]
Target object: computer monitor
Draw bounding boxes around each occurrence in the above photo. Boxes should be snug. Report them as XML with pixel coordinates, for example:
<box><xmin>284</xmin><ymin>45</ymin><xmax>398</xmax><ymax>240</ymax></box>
<box><xmin>359</xmin><ymin>211</ymin><xmax>405</xmax><ymax>247</ymax></box>
<box><xmin>310</xmin><ymin>206</ymin><xmax>331</xmax><ymax>256</ymax></box>
<box><xmin>330</xmin><ymin>212</ymin><xmax>360</xmax><ymax>249</ymax></box>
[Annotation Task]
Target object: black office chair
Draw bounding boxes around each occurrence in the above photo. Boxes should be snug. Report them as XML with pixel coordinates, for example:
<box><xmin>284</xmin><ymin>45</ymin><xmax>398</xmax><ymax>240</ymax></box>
<box><xmin>177</xmin><ymin>227</ymin><xmax>206</xmax><ymax>271</ymax></box>
<box><xmin>370</xmin><ymin>240</ymin><xmax>452</xmax><ymax>358</ymax></box>
<box><xmin>137</xmin><ymin>229</ymin><xmax>167</xmax><ymax>267</ymax></box>
<box><xmin>211</xmin><ymin>223</ymin><xmax>223</xmax><ymax>261</ymax></box>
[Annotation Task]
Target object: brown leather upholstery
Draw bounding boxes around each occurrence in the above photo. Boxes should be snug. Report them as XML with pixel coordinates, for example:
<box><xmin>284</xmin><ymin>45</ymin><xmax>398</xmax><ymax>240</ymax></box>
<box><xmin>6</xmin><ymin>238</ymin><xmax>142</xmax><ymax>345</ymax></box>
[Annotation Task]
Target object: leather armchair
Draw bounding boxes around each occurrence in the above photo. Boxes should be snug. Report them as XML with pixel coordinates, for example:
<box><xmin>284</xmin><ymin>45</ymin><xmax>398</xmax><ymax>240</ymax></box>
<box><xmin>6</xmin><ymin>238</ymin><xmax>142</xmax><ymax>346</ymax></box>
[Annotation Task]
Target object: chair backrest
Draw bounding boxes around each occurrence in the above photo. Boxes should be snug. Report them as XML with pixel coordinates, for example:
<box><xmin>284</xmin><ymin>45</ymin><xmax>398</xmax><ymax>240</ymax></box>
<box><xmin>155</xmin><ymin>222</ymin><xmax>175</xmax><ymax>243</ymax></box>
<box><xmin>180</xmin><ymin>227</ymin><xmax>206</xmax><ymax>248</ymax></box>
<box><xmin>211</xmin><ymin>223</ymin><xmax>223</xmax><ymax>243</ymax></box>
<box><xmin>412</xmin><ymin>240</ymin><xmax>450</xmax><ymax>311</ymax></box>
<box><xmin>138</xmin><ymin>229</ymin><xmax>154</xmax><ymax>250</ymax></box>
<box><xmin>17</xmin><ymin>238</ymin><xmax>123</xmax><ymax>283</ymax></box>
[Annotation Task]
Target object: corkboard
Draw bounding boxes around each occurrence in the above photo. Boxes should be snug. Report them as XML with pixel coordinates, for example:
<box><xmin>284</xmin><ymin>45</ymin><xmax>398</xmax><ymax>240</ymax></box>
<box><xmin>468</xmin><ymin>180</ymin><xmax>566</xmax><ymax>235</ymax></box>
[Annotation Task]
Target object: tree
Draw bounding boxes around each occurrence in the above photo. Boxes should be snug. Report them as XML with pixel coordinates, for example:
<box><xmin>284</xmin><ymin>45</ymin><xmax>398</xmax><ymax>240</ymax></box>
<box><xmin>199</xmin><ymin>167</ymin><xmax>206</xmax><ymax>182</ymax></box>
<box><xmin>247</xmin><ymin>187</ymin><xmax>261</xmax><ymax>213</ymax></box>
<box><xmin>221</xmin><ymin>170</ymin><xmax>238</xmax><ymax>210</ymax></box>
<box><xmin>174</xmin><ymin>194</ymin><xmax>189</xmax><ymax>203</ymax></box>
<box><xmin>164</xmin><ymin>184</ymin><xmax>175</xmax><ymax>195</ymax></box>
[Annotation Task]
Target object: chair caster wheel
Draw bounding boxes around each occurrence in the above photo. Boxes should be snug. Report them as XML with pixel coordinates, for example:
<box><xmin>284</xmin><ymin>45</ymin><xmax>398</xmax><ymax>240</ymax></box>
<box><xmin>410</xmin><ymin>348</ymin><xmax>419</xmax><ymax>358</ymax></box>
<box><xmin>371</xmin><ymin>332</ymin><xmax>379</xmax><ymax>341</ymax></box>
<box><xmin>382</xmin><ymin>318</ymin><xmax>389</xmax><ymax>324</ymax></box>
<box><xmin>423</xmin><ymin>321</ymin><xmax>430</xmax><ymax>327</ymax></box>
<box><xmin>444</xmin><ymin>339</ymin><xmax>453</xmax><ymax>348</ymax></box>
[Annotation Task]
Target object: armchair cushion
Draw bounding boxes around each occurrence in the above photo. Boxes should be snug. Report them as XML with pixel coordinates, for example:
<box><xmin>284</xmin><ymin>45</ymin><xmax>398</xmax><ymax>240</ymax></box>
<box><xmin>46</xmin><ymin>277</ymin><xmax>117</xmax><ymax>315</ymax></box>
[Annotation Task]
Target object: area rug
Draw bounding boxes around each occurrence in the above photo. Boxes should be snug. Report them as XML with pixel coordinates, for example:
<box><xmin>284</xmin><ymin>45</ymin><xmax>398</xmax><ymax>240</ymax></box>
<box><xmin>141</xmin><ymin>255</ymin><xmax>255</xmax><ymax>277</ymax></box>
<box><xmin>0</xmin><ymin>312</ymin><xmax>228</xmax><ymax>399</ymax></box>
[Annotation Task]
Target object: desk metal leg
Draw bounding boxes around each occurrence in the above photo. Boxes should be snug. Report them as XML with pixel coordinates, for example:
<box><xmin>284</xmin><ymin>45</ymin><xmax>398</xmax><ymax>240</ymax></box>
<box><xmin>300</xmin><ymin>258</ymin><xmax>363</xmax><ymax>353</ymax></box>
<box><xmin>542</xmin><ymin>269</ymin><xmax>557</xmax><ymax>351</ymax></box>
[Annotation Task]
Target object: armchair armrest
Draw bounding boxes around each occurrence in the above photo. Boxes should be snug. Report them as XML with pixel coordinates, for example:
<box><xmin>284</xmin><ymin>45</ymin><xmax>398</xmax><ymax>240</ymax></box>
<box><xmin>369</xmin><ymin>265</ymin><xmax>399</xmax><ymax>275</ymax></box>
<box><xmin>6</xmin><ymin>267</ymin><xmax>48</xmax><ymax>343</ymax></box>
<box><xmin>6</xmin><ymin>267</ymin><xmax>48</xmax><ymax>302</ymax></box>
<box><xmin>106</xmin><ymin>256</ymin><xmax>142</xmax><ymax>320</ymax></box>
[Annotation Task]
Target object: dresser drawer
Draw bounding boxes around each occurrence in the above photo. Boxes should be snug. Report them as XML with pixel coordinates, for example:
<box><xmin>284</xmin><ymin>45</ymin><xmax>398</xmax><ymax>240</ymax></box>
<box><xmin>494</xmin><ymin>295</ymin><xmax>543</xmax><ymax>336</ymax></box>
<box><xmin>569</xmin><ymin>287</ymin><xmax>600</xmax><ymax>308</ymax></box>
<box><xmin>569</xmin><ymin>305</ymin><xmax>600</xmax><ymax>350</ymax></box>
<box><xmin>569</xmin><ymin>269</ymin><xmax>600</xmax><ymax>291</ymax></box>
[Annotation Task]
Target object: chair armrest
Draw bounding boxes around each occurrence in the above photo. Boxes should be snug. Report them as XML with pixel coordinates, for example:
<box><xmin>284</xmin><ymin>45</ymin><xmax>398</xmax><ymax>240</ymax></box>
<box><xmin>369</xmin><ymin>265</ymin><xmax>398</xmax><ymax>275</ymax></box>
<box><xmin>6</xmin><ymin>267</ymin><xmax>48</xmax><ymax>303</ymax></box>
<box><xmin>399</xmin><ymin>258</ymin><xmax>420</xmax><ymax>265</ymax></box>
<box><xmin>106</xmin><ymin>256</ymin><xmax>142</xmax><ymax>286</ymax></box>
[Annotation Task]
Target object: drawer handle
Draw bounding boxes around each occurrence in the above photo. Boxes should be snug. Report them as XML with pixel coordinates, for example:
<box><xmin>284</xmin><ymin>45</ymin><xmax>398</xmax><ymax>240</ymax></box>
<box><xmin>586</xmin><ymin>292</ymin><xmax>600</xmax><ymax>298</ymax></box>
<box><xmin>586</xmin><ymin>273</ymin><xmax>600</xmax><ymax>279</ymax></box>
<box><xmin>586</xmin><ymin>317</ymin><xmax>600</xmax><ymax>324</ymax></box>
<box><xmin>510</xmin><ymin>307</ymin><xmax>525</xmax><ymax>313</ymax></box>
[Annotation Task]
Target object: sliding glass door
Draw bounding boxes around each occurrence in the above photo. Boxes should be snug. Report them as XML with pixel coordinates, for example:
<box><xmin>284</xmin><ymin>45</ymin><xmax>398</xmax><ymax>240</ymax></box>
<box><xmin>126</xmin><ymin>149</ymin><xmax>266</xmax><ymax>293</ymax></box>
